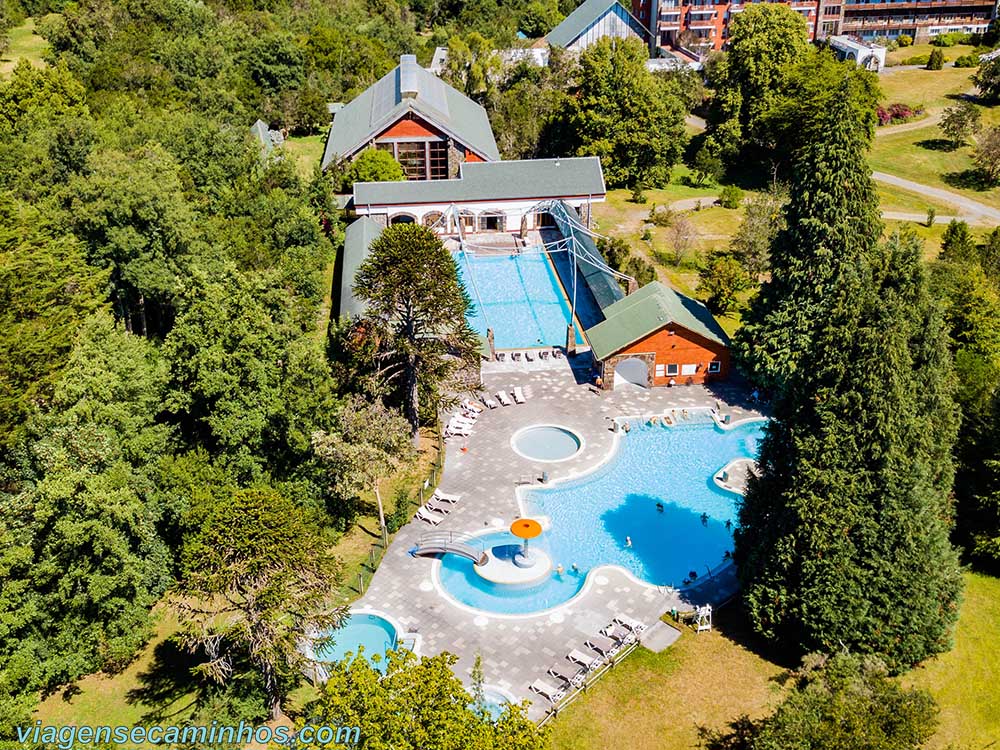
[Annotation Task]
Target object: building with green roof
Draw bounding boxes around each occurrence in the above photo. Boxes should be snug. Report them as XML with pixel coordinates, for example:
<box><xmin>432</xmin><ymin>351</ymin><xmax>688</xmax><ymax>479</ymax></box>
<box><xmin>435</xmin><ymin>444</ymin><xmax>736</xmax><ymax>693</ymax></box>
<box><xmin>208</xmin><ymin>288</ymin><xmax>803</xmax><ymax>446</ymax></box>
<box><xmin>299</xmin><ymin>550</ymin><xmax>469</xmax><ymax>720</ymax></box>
<box><xmin>585</xmin><ymin>281</ymin><xmax>730</xmax><ymax>389</ymax></box>
<box><xmin>321</xmin><ymin>54</ymin><xmax>499</xmax><ymax>180</ymax></box>
<box><xmin>545</xmin><ymin>0</ymin><xmax>650</xmax><ymax>52</ymax></box>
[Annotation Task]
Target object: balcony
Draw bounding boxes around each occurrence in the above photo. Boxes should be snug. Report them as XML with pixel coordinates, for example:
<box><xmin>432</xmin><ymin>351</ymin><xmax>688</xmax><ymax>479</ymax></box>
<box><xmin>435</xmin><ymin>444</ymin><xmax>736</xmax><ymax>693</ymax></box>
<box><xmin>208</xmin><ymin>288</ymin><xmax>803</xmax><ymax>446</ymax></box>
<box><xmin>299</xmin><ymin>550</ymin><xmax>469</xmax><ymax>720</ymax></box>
<box><xmin>844</xmin><ymin>0</ymin><xmax>994</xmax><ymax>9</ymax></box>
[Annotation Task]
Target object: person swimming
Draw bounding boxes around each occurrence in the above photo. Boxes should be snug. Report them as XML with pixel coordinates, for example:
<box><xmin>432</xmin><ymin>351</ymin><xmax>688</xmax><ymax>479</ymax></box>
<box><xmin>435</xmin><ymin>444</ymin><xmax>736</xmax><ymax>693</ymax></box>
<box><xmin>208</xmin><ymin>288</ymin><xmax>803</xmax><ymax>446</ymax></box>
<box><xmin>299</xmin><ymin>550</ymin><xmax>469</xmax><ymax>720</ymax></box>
<box><xmin>656</xmin><ymin>502</ymin><xmax>664</xmax><ymax>513</ymax></box>
<box><xmin>556</xmin><ymin>564</ymin><xmax>564</xmax><ymax>575</ymax></box>
<box><xmin>625</xmin><ymin>536</ymin><xmax>632</xmax><ymax>547</ymax></box>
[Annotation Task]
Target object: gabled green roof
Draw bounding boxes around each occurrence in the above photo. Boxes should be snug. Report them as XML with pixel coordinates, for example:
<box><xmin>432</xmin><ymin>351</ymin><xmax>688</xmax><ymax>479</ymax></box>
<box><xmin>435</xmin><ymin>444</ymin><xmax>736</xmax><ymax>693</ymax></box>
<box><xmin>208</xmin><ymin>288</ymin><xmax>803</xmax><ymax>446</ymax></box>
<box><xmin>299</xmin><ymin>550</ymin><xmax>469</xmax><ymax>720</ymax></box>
<box><xmin>321</xmin><ymin>54</ymin><xmax>499</xmax><ymax>171</ymax></box>
<box><xmin>585</xmin><ymin>281</ymin><xmax>729</xmax><ymax>360</ymax></box>
<box><xmin>353</xmin><ymin>157</ymin><xmax>606</xmax><ymax>206</ymax></box>
<box><xmin>545</xmin><ymin>0</ymin><xmax>649</xmax><ymax>50</ymax></box>
<box><xmin>338</xmin><ymin>216</ymin><xmax>384</xmax><ymax>318</ymax></box>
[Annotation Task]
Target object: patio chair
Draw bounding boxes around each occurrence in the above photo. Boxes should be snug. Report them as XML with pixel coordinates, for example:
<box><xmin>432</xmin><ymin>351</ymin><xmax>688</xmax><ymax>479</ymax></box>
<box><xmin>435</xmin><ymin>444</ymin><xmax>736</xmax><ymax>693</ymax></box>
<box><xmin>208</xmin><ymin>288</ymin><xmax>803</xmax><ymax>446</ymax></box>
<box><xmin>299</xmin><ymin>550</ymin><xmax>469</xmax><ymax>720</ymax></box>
<box><xmin>483</xmin><ymin>397</ymin><xmax>499</xmax><ymax>409</ymax></box>
<box><xmin>512</xmin><ymin>352</ymin><xmax>522</xmax><ymax>362</ymax></box>
<box><xmin>415</xmin><ymin>506</ymin><xmax>445</xmax><ymax>526</ymax></box>
<box><xmin>529</xmin><ymin>678</ymin><xmax>565</xmax><ymax>703</ymax></box>
<box><xmin>450</xmin><ymin>415</ymin><xmax>476</xmax><ymax>427</ymax></box>
<box><xmin>547</xmin><ymin>661</ymin><xmax>585</xmax><ymax>687</ymax></box>
<box><xmin>424</xmin><ymin>498</ymin><xmax>451</xmax><ymax>515</ymax></box>
<box><xmin>553</xmin><ymin>349</ymin><xmax>564</xmax><ymax>359</ymax></box>
<box><xmin>540</xmin><ymin>350</ymin><xmax>551</xmax><ymax>360</ymax></box>
<box><xmin>584</xmin><ymin>634</ymin><xmax>620</xmax><ymax>659</ymax></box>
<box><xmin>497</xmin><ymin>352</ymin><xmax>507</xmax><ymax>362</ymax></box>
<box><xmin>513</xmin><ymin>386</ymin><xmax>527</xmax><ymax>403</ymax></box>
<box><xmin>601</xmin><ymin>623</ymin><xmax>635</xmax><ymax>646</ymax></box>
<box><xmin>525</xmin><ymin>350</ymin><xmax>535</xmax><ymax>362</ymax></box>
<box><xmin>462</xmin><ymin>399</ymin><xmax>484</xmax><ymax>414</ymax></box>
<box><xmin>495</xmin><ymin>391</ymin><xmax>513</xmax><ymax>407</ymax></box>
<box><xmin>567</xmin><ymin>649</ymin><xmax>602</xmax><ymax>670</ymax></box>
<box><xmin>613</xmin><ymin>613</ymin><xmax>647</xmax><ymax>634</ymax></box>
<box><xmin>444</xmin><ymin>425</ymin><xmax>471</xmax><ymax>438</ymax></box>
<box><xmin>432</xmin><ymin>490</ymin><xmax>461</xmax><ymax>504</ymax></box>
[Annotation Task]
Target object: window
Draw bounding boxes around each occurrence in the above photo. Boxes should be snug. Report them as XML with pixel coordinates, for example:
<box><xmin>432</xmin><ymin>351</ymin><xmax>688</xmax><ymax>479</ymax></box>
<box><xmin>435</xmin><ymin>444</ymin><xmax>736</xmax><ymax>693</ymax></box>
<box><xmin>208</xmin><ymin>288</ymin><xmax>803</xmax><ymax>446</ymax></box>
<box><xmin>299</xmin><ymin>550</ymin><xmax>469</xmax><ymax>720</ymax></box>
<box><xmin>395</xmin><ymin>142</ymin><xmax>426</xmax><ymax>180</ymax></box>
<box><xmin>681</xmin><ymin>364</ymin><xmax>697</xmax><ymax>376</ymax></box>
<box><xmin>666</xmin><ymin>364</ymin><xmax>679</xmax><ymax>376</ymax></box>
<box><xmin>655</xmin><ymin>364</ymin><xmax>666</xmax><ymax>377</ymax></box>
<box><xmin>428</xmin><ymin>140</ymin><xmax>449</xmax><ymax>180</ymax></box>
<box><xmin>708</xmin><ymin>361</ymin><xmax>721</xmax><ymax>373</ymax></box>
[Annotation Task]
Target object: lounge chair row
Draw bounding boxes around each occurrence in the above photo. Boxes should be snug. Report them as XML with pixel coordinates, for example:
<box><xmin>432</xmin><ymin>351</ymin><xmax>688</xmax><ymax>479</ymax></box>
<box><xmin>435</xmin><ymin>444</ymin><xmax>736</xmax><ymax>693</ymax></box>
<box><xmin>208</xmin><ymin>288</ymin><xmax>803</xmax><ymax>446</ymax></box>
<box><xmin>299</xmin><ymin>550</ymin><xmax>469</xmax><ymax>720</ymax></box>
<box><xmin>530</xmin><ymin>615</ymin><xmax>646</xmax><ymax>704</ymax></box>
<box><xmin>483</xmin><ymin>386</ymin><xmax>527</xmax><ymax>409</ymax></box>
<box><xmin>444</xmin><ymin>401</ymin><xmax>484</xmax><ymax>439</ymax></box>
<box><xmin>414</xmin><ymin>490</ymin><xmax>462</xmax><ymax>526</ymax></box>
<box><xmin>495</xmin><ymin>349</ymin><xmax>564</xmax><ymax>363</ymax></box>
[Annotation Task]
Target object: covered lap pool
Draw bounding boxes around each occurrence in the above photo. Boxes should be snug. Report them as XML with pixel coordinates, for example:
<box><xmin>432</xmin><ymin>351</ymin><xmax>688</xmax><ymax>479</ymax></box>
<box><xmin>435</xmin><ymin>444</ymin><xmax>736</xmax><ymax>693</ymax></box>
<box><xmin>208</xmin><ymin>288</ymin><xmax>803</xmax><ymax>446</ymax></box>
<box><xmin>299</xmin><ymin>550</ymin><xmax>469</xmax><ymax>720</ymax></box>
<box><xmin>452</xmin><ymin>250</ymin><xmax>601</xmax><ymax>350</ymax></box>
<box><xmin>436</xmin><ymin>413</ymin><xmax>766</xmax><ymax>615</ymax></box>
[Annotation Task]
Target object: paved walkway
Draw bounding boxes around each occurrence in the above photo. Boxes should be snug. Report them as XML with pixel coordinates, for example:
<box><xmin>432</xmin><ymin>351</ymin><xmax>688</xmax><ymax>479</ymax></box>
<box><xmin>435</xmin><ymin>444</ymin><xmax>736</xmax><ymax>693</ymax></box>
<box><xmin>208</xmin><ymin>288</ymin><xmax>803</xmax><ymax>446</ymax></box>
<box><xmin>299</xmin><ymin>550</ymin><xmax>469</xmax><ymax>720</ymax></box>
<box><xmin>354</xmin><ymin>362</ymin><xmax>764</xmax><ymax>720</ymax></box>
<box><xmin>872</xmin><ymin>171</ymin><xmax>1000</xmax><ymax>224</ymax></box>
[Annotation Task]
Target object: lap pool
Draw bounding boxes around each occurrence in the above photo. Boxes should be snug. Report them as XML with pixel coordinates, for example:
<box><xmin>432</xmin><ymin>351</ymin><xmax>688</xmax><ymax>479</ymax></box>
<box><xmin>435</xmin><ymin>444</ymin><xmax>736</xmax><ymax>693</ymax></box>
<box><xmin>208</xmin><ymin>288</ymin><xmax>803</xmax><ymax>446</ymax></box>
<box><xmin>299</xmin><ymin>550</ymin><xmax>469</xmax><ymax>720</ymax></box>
<box><xmin>453</xmin><ymin>250</ymin><xmax>600</xmax><ymax>350</ymax></box>
<box><xmin>436</xmin><ymin>413</ymin><xmax>765</xmax><ymax>615</ymax></box>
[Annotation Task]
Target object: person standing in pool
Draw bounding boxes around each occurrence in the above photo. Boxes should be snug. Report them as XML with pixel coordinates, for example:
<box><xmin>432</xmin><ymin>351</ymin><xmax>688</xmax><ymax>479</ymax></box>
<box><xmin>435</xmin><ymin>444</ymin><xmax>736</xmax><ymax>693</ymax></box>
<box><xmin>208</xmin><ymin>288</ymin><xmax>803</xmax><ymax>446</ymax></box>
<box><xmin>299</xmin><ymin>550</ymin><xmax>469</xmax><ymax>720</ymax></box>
<box><xmin>626</xmin><ymin>536</ymin><xmax>632</xmax><ymax>547</ymax></box>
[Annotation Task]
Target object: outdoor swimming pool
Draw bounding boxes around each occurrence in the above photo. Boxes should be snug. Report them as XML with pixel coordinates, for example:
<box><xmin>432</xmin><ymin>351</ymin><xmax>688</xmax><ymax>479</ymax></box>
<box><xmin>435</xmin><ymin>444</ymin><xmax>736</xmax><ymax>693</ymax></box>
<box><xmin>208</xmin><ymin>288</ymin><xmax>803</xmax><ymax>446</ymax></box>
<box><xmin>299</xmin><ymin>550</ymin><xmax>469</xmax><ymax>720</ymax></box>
<box><xmin>314</xmin><ymin>612</ymin><xmax>398</xmax><ymax>670</ymax></box>
<box><xmin>437</xmin><ymin>414</ymin><xmax>766</xmax><ymax>615</ymax></box>
<box><xmin>452</xmin><ymin>250</ymin><xmax>600</xmax><ymax>349</ymax></box>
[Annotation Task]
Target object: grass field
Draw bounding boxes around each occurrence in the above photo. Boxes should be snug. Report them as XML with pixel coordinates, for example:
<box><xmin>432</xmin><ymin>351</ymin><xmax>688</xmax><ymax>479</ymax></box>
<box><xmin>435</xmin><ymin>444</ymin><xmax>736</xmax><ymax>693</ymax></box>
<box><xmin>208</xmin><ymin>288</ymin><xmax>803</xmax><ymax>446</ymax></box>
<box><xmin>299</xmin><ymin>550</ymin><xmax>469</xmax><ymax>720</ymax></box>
<box><xmin>550</xmin><ymin>572</ymin><xmax>1000</xmax><ymax>750</ymax></box>
<box><xmin>877</xmin><ymin>182</ymin><xmax>958</xmax><ymax>215</ymax></box>
<box><xmin>0</xmin><ymin>17</ymin><xmax>49</xmax><ymax>76</ymax></box>
<box><xmin>885</xmin><ymin>43</ymin><xmax>977</xmax><ymax>68</ymax></box>
<box><xmin>283</xmin><ymin>134</ymin><xmax>325</xmax><ymax>179</ymax></box>
<box><xmin>878</xmin><ymin>66</ymin><xmax>974</xmax><ymax>110</ymax></box>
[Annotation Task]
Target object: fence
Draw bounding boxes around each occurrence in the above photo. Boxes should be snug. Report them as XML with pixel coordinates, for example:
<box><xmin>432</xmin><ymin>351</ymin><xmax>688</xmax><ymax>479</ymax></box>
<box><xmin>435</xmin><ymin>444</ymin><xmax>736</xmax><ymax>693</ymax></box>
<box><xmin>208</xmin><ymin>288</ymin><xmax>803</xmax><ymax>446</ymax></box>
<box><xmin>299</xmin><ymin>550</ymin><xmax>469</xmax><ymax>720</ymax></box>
<box><xmin>351</xmin><ymin>428</ymin><xmax>446</xmax><ymax>596</ymax></box>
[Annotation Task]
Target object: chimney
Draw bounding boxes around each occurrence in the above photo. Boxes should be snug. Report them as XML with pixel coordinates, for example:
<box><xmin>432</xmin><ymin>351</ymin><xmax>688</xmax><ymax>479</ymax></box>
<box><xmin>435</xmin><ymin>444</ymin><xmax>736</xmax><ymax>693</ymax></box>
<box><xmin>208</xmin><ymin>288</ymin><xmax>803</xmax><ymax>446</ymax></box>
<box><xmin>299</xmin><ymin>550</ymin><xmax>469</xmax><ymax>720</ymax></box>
<box><xmin>399</xmin><ymin>54</ymin><xmax>419</xmax><ymax>99</ymax></box>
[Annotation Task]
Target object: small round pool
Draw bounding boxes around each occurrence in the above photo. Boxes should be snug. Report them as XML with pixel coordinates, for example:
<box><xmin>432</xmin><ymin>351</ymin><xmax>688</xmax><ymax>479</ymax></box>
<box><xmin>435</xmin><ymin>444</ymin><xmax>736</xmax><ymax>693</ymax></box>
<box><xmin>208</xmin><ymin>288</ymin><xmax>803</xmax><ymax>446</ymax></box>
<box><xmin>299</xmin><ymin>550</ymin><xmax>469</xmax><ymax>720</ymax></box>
<box><xmin>511</xmin><ymin>424</ymin><xmax>583</xmax><ymax>462</ymax></box>
<box><xmin>314</xmin><ymin>612</ymin><xmax>398</xmax><ymax>671</ymax></box>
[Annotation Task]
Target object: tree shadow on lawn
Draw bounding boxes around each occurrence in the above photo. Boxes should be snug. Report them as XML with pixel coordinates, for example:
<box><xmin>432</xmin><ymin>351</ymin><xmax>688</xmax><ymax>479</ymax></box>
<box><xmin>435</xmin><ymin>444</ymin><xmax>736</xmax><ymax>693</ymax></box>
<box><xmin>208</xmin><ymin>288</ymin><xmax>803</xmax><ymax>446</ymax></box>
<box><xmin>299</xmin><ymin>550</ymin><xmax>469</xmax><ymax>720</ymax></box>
<box><xmin>125</xmin><ymin>636</ymin><xmax>203</xmax><ymax>722</ymax></box>
<box><xmin>942</xmin><ymin>168</ymin><xmax>996</xmax><ymax>192</ymax></box>
<box><xmin>709</xmin><ymin>598</ymin><xmax>799</xmax><ymax>680</ymax></box>
<box><xmin>915</xmin><ymin>137</ymin><xmax>958</xmax><ymax>152</ymax></box>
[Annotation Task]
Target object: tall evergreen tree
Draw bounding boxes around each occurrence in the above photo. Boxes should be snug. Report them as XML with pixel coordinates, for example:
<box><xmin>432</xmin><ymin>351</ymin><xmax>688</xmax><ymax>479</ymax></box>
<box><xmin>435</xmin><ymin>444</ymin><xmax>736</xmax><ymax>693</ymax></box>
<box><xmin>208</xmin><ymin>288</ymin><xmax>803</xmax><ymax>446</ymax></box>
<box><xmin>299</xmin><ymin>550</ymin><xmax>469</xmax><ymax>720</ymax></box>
<box><xmin>733</xmin><ymin>68</ymin><xmax>882</xmax><ymax>390</ymax></box>
<box><xmin>733</xmin><ymin>68</ymin><xmax>963</xmax><ymax>669</ymax></box>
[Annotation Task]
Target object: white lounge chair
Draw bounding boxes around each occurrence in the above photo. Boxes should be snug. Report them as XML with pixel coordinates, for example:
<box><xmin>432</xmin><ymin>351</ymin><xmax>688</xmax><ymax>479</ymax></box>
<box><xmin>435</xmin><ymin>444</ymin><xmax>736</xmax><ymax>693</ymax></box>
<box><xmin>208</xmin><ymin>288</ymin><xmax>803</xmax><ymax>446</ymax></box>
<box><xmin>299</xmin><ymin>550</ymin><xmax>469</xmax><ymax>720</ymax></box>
<box><xmin>444</xmin><ymin>425</ymin><xmax>471</xmax><ymax>438</ymax></box>
<box><xmin>495</xmin><ymin>391</ymin><xmax>513</xmax><ymax>407</ymax></box>
<box><xmin>525</xmin><ymin>350</ymin><xmax>535</xmax><ymax>362</ymax></box>
<box><xmin>585</xmin><ymin>634</ymin><xmax>620</xmax><ymax>658</ymax></box>
<box><xmin>548</xmin><ymin>661</ymin><xmax>585</xmax><ymax>687</ymax></box>
<box><xmin>567</xmin><ymin>649</ymin><xmax>602</xmax><ymax>670</ymax></box>
<box><xmin>433</xmin><ymin>490</ymin><xmax>461</xmax><ymax>504</ymax></box>
<box><xmin>450</xmin><ymin>416</ymin><xmax>475</xmax><ymax>428</ymax></box>
<box><xmin>613</xmin><ymin>613</ymin><xmax>647</xmax><ymax>634</ymax></box>
<box><xmin>483</xmin><ymin>397</ymin><xmax>499</xmax><ymax>409</ymax></box>
<box><xmin>415</xmin><ymin>506</ymin><xmax>444</xmax><ymax>525</ymax></box>
<box><xmin>424</xmin><ymin>498</ymin><xmax>452</xmax><ymax>515</ymax></box>
<box><xmin>462</xmin><ymin>399</ymin><xmax>484</xmax><ymax>414</ymax></box>
<box><xmin>602</xmin><ymin>623</ymin><xmax>635</xmax><ymax>646</ymax></box>
<box><xmin>529</xmin><ymin>678</ymin><xmax>565</xmax><ymax>703</ymax></box>
<box><xmin>513</xmin><ymin>386</ymin><xmax>526</xmax><ymax>404</ymax></box>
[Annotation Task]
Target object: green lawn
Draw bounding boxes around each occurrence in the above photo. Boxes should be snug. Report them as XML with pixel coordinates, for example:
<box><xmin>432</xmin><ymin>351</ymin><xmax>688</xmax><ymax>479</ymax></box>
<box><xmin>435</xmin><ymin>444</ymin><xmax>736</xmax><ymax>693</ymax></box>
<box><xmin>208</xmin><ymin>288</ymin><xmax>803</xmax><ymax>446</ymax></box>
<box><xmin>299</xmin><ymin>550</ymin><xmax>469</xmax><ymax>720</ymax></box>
<box><xmin>885</xmin><ymin>43</ymin><xmax>977</xmax><ymax>68</ymax></box>
<box><xmin>878</xmin><ymin>66</ymin><xmax>974</xmax><ymax>111</ymax></box>
<box><xmin>1</xmin><ymin>17</ymin><xmax>49</xmax><ymax>76</ymax></box>
<box><xmin>550</xmin><ymin>572</ymin><xmax>1000</xmax><ymax>750</ymax></box>
<box><xmin>877</xmin><ymin>182</ymin><xmax>958</xmax><ymax>216</ymax></box>
<box><xmin>869</xmin><ymin>122</ymin><xmax>1000</xmax><ymax>210</ymax></box>
<box><xmin>283</xmin><ymin>134</ymin><xmax>325</xmax><ymax>179</ymax></box>
<box><xmin>906</xmin><ymin>572</ymin><xmax>1000</xmax><ymax>749</ymax></box>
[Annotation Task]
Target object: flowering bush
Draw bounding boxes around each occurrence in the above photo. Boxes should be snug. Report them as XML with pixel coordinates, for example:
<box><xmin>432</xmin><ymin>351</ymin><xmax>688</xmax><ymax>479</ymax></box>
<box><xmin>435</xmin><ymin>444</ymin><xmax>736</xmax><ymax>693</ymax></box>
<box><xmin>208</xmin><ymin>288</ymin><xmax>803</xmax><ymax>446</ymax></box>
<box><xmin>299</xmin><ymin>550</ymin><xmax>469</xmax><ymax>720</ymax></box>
<box><xmin>876</xmin><ymin>102</ymin><xmax>923</xmax><ymax>126</ymax></box>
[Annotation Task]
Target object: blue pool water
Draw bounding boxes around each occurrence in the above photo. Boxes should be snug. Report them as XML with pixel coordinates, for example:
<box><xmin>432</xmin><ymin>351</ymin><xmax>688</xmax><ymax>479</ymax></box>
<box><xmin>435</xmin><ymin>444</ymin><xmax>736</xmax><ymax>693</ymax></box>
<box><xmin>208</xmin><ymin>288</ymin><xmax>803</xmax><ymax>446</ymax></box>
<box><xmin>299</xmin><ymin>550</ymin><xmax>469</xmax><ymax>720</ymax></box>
<box><xmin>513</xmin><ymin>425</ymin><xmax>582</xmax><ymax>461</ymax></box>
<box><xmin>438</xmin><ymin>415</ymin><xmax>766</xmax><ymax>614</ymax></box>
<box><xmin>453</xmin><ymin>251</ymin><xmax>600</xmax><ymax>349</ymax></box>
<box><xmin>314</xmin><ymin>613</ymin><xmax>398</xmax><ymax>670</ymax></box>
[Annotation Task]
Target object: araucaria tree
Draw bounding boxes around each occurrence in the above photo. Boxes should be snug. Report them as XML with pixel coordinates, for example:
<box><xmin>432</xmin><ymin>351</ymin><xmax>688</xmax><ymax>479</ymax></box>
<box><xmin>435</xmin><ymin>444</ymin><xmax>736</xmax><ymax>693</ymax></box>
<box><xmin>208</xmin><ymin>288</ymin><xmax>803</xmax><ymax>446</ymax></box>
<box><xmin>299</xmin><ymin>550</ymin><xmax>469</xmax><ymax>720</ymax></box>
<box><xmin>733</xmin><ymin>67</ymin><xmax>963</xmax><ymax>670</ymax></box>
<box><xmin>354</xmin><ymin>224</ymin><xmax>479</xmax><ymax>442</ymax></box>
<box><xmin>175</xmin><ymin>488</ymin><xmax>343</xmax><ymax>720</ymax></box>
<box><xmin>564</xmin><ymin>36</ymin><xmax>685</xmax><ymax>188</ymax></box>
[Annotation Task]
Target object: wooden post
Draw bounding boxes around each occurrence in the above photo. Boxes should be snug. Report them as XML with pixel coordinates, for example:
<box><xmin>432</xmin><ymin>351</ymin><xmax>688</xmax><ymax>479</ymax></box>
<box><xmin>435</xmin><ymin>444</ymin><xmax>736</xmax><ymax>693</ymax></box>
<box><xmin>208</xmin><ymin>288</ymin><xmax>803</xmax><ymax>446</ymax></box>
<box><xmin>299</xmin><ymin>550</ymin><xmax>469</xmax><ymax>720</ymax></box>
<box><xmin>358</xmin><ymin>572</ymin><xmax>365</xmax><ymax>594</ymax></box>
<box><xmin>566</xmin><ymin>324</ymin><xmax>576</xmax><ymax>356</ymax></box>
<box><xmin>487</xmin><ymin>327</ymin><xmax>496</xmax><ymax>361</ymax></box>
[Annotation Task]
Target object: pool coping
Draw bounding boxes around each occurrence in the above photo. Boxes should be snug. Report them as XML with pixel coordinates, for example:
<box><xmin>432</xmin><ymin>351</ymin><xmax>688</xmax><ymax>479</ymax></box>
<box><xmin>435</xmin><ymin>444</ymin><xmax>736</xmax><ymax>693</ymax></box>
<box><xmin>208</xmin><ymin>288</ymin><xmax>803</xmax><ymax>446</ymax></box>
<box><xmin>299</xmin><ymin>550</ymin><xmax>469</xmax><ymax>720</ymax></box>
<box><xmin>426</xmin><ymin>407</ymin><xmax>765</xmax><ymax>621</ymax></box>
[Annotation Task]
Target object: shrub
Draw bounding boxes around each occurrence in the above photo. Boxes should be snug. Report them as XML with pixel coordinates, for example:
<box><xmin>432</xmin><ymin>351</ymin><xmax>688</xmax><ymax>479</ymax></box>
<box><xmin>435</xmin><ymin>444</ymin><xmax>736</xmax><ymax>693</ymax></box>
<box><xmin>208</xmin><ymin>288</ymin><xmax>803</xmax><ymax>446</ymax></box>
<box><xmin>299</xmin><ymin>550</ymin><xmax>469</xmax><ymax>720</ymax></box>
<box><xmin>901</xmin><ymin>54</ymin><xmax>930</xmax><ymax>65</ymax></box>
<box><xmin>647</xmin><ymin>204</ymin><xmax>675</xmax><ymax>227</ymax></box>
<box><xmin>877</xmin><ymin>102</ymin><xmax>922</xmax><ymax>126</ymax></box>
<box><xmin>629</xmin><ymin>183</ymin><xmax>648</xmax><ymax>203</ymax></box>
<box><xmin>955</xmin><ymin>53</ymin><xmax>979</xmax><ymax>68</ymax></box>
<box><xmin>386</xmin><ymin>487</ymin><xmax>413</xmax><ymax>534</ymax></box>
<box><xmin>926</xmin><ymin>207</ymin><xmax>937</xmax><ymax>227</ymax></box>
<box><xmin>932</xmin><ymin>31</ymin><xmax>972</xmax><ymax>47</ymax></box>
<box><xmin>718</xmin><ymin>185</ymin><xmax>744</xmax><ymax>209</ymax></box>
<box><xmin>927</xmin><ymin>48</ymin><xmax>945</xmax><ymax>69</ymax></box>
<box><xmin>897</xmin><ymin>34</ymin><xmax>913</xmax><ymax>47</ymax></box>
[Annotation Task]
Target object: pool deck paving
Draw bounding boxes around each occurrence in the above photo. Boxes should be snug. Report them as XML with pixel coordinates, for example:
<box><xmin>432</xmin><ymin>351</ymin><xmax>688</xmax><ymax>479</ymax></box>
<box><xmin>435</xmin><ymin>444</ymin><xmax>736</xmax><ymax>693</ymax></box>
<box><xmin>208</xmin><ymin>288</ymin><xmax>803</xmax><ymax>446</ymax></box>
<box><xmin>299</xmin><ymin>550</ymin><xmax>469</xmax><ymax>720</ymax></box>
<box><xmin>354</xmin><ymin>359</ymin><xmax>765</xmax><ymax>721</ymax></box>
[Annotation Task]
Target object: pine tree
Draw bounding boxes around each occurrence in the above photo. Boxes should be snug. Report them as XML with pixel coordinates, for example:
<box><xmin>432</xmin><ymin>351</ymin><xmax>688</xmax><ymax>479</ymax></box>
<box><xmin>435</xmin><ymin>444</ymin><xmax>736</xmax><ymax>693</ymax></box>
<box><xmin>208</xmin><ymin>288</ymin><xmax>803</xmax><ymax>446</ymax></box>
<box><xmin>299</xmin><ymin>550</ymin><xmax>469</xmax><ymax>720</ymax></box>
<box><xmin>733</xmin><ymin>66</ymin><xmax>963</xmax><ymax>669</ymax></box>
<box><xmin>733</xmin><ymin>66</ymin><xmax>882</xmax><ymax>390</ymax></box>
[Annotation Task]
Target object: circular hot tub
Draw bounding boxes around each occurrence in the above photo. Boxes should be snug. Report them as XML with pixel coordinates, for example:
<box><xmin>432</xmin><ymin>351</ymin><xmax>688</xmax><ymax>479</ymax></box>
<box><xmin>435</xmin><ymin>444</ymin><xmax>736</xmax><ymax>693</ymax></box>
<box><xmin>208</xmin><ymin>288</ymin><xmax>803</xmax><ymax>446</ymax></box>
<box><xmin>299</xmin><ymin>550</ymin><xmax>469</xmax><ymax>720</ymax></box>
<box><xmin>511</xmin><ymin>424</ymin><xmax>583</xmax><ymax>462</ymax></box>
